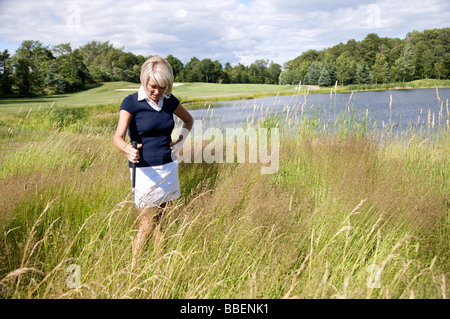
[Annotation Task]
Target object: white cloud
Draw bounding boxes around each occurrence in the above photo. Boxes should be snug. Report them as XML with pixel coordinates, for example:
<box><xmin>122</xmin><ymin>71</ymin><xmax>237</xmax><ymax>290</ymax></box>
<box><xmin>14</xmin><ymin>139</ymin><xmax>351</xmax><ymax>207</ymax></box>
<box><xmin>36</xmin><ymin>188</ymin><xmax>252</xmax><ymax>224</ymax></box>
<box><xmin>0</xmin><ymin>0</ymin><xmax>448</xmax><ymax>66</ymax></box>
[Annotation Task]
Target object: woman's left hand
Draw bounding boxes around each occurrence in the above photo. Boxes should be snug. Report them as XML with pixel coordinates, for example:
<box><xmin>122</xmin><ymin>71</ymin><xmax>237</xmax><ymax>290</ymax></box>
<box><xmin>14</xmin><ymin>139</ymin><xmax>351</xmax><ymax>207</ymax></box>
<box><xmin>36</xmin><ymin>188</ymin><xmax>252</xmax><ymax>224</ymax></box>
<box><xmin>170</xmin><ymin>139</ymin><xmax>180</xmax><ymax>150</ymax></box>
<box><xmin>170</xmin><ymin>138</ymin><xmax>184</xmax><ymax>155</ymax></box>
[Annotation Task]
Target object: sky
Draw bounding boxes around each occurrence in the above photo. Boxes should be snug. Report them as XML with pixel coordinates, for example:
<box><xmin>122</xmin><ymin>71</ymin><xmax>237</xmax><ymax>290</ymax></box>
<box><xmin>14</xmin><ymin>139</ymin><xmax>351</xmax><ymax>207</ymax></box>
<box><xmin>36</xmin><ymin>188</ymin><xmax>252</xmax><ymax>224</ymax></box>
<box><xmin>0</xmin><ymin>0</ymin><xmax>449</xmax><ymax>66</ymax></box>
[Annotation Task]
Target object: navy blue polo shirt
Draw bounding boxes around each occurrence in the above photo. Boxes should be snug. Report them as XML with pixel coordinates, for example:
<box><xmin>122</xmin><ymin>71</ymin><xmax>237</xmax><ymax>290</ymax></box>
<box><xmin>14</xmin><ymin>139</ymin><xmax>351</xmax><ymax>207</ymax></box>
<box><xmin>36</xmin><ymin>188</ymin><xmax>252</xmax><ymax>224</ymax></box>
<box><xmin>120</xmin><ymin>92</ymin><xmax>180</xmax><ymax>167</ymax></box>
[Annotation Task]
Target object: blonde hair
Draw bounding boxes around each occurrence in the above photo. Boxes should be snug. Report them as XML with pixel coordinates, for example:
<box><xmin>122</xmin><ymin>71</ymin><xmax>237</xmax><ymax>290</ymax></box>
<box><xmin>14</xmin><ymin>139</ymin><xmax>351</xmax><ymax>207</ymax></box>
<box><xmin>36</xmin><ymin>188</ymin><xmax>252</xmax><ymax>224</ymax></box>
<box><xmin>140</xmin><ymin>56</ymin><xmax>174</xmax><ymax>96</ymax></box>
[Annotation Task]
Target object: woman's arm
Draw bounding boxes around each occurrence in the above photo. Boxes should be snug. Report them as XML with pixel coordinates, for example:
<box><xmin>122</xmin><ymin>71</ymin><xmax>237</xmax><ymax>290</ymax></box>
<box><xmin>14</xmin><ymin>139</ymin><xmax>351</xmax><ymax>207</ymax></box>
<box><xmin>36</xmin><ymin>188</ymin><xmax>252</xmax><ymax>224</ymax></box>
<box><xmin>113</xmin><ymin>110</ymin><xmax>141</xmax><ymax>163</ymax></box>
<box><xmin>172</xmin><ymin>103</ymin><xmax>194</xmax><ymax>145</ymax></box>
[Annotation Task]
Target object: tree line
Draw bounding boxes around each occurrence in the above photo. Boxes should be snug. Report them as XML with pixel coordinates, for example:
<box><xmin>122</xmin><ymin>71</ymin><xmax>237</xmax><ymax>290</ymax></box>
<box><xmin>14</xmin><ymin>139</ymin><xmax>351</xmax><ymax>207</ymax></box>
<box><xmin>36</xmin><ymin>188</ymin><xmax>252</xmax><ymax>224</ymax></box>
<box><xmin>0</xmin><ymin>40</ymin><xmax>281</xmax><ymax>96</ymax></box>
<box><xmin>0</xmin><ymin>27</ymin><xmax>448</xmax><ymax>96</ymax></box>
<box><xmin>279</xmin><ymin>27</ymin><xmax>449</xmax><ymax>86</ymax></box>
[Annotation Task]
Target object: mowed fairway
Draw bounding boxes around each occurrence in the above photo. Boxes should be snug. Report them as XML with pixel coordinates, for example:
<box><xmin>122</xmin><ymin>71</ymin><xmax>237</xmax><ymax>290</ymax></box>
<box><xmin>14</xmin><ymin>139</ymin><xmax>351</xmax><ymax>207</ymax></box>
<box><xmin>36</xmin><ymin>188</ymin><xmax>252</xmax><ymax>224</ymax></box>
<box><xmin>0</xmin><ymin>83</ymin><xmax>448</xmax><ymax>299</ymax></box>
<box><xmin>0</xmin><ymin>82</ymin><xmax>298</xmax><ymax>111</ymax></box>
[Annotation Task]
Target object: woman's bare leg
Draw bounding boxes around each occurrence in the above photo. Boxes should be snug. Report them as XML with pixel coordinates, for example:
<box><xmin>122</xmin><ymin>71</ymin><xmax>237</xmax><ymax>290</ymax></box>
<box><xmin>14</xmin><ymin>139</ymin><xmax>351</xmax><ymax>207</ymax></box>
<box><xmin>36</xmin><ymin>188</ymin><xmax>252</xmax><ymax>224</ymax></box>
<box><xmin>152</xmin><ymin>218</ymin><xmax>164</xmax><ymax>267</ymax></box>
<box><xmin>132</xmin><ymin>203</ymin><xmax>166</xmax><ymax>268</ymax></box>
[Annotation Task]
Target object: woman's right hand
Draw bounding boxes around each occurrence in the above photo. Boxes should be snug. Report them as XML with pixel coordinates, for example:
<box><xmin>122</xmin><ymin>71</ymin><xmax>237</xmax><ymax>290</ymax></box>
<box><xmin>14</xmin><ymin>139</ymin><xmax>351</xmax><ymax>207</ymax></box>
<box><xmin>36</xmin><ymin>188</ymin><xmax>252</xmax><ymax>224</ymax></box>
<box><xmin>124</xmin><ymin>143</ymin><xmax>142</xmax><ymax>163</ymax></box>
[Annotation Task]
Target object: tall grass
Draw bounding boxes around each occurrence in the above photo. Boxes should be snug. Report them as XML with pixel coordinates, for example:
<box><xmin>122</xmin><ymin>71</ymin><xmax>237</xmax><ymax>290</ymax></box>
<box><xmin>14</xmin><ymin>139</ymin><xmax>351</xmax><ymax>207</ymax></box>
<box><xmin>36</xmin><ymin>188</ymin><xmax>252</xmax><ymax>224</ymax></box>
<box><xmin>0</xmin><ymin>91</ymin><xmax>448</xmax><ymax>299</ymax></box>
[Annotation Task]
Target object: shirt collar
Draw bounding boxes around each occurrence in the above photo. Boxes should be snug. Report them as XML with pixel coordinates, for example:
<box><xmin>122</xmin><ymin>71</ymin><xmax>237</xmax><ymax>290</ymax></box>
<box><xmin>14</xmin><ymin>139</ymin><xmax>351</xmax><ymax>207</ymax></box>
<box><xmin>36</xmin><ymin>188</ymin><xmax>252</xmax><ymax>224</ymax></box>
<box><xmin>137</xmin><ymin>85</ymin><xmax>168</xmax><ymax>112</ymax></box>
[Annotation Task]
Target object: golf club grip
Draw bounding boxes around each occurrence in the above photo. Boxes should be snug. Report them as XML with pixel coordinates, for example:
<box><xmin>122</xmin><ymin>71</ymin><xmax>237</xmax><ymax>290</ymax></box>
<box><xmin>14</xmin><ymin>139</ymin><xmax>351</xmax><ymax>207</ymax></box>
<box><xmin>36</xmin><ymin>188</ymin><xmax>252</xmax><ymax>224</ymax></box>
<box><xmin>131</xmin><ymin>141</ymin><xmax>137</xmax><ymax>188</ymax></box>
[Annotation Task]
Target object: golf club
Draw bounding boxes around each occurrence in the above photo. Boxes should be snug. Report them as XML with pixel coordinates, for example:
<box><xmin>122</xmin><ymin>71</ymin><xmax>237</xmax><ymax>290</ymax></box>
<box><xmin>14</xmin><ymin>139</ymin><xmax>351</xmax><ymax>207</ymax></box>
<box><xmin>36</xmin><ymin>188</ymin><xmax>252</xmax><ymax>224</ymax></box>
<box><xmin>131</xmin><ymin>141</ymin><xmax>137</xmax><ymax>205</ymax></box>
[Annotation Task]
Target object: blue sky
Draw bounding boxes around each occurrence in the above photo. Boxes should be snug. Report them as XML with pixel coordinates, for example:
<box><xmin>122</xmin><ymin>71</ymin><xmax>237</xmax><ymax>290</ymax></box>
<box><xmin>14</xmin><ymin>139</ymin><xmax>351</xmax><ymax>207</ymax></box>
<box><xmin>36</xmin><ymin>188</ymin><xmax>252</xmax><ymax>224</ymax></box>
<box><xmin>0</xmin><ymin>0</ymin><xmax>449</xmax><ymax>66</ymax></box>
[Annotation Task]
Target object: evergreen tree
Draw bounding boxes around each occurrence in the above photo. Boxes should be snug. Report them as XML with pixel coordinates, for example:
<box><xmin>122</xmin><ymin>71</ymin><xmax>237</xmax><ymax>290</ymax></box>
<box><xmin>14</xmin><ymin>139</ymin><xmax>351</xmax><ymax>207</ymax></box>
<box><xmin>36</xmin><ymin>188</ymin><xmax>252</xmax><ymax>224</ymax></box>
<box><xmin>318</xmin><ymin>61</ymin><xmax>331</xmax><ymax>86</ymax></box>
<box><xmin>355</xmin><ymin>64</ymin><xmax>364</xmax><ymax>84</ymax></box>
<box><xmin>355</xmin><ymin>63</ymin><xmax>372</xmax><ymax>84</ymax></box>
<box><xmin>363</xmin><ymin>64</ymin><xmax>372</xmax><ymax>84</ymax></box>
<box><xmin>305</xmin><ymin>61</ymin><xmax>320</xmax><ymax>85</ymax></box>
<box><xmin>328</xmin><ymin>63</ymin><xmax>337</xmax><ymax>86</ymax></box>
<box><xmin>45</xmin><ymin>64</ymin><xmax>66</xmax><ymax>93</ymax></box>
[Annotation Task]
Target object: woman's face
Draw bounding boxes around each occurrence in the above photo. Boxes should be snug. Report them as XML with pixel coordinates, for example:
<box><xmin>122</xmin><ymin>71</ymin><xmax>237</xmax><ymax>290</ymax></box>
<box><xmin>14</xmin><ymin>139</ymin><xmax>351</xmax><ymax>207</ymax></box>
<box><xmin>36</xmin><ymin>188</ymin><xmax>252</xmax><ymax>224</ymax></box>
<box><xmin>146</xmin><ymin>79</ymin><xmax>166</xmax><ymax>103</ymax></box>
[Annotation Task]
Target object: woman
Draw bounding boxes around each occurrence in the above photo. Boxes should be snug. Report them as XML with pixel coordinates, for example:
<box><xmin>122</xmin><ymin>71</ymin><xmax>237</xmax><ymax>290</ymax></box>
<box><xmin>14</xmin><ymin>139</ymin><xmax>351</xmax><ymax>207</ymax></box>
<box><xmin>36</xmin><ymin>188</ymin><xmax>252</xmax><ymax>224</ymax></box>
<box><xmin>113</xmin><ymin>56</ymin><xmax>193</xmax><ymax>267</ymax></box>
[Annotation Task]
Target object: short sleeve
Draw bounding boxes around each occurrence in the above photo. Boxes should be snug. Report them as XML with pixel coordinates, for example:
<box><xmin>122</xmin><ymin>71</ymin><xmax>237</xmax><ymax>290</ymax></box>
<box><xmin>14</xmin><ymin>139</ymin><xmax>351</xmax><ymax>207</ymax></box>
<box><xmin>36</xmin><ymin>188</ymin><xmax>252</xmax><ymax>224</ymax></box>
<box><xmin>167</xmin><ymin>95</ymin><xmax>180</xmax><ymax>113</ymax></box>
<box><xmin>120</xmin><ymin>94</ymin><xmax>136</xmax><ymax>114</ymax></box>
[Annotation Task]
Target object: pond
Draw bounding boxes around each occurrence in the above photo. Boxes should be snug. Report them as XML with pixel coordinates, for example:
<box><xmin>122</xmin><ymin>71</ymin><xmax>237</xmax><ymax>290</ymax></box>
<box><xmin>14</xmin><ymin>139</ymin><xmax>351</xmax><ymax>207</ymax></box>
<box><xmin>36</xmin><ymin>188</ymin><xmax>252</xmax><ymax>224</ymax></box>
<box><xmin>186</xmin><ymin>88</ymin><xmax>450</xmax><ymax>134</ymax></box>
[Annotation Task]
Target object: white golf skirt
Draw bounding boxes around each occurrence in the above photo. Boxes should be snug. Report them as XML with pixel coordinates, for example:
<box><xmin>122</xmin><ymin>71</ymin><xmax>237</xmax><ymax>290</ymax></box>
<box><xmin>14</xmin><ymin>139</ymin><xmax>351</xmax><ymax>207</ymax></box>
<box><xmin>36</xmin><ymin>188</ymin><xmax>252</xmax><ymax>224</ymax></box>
<box><xmin>131</xmin><ymin>160</ymin><xmax>181</xmax><ymax>209</ymax></box>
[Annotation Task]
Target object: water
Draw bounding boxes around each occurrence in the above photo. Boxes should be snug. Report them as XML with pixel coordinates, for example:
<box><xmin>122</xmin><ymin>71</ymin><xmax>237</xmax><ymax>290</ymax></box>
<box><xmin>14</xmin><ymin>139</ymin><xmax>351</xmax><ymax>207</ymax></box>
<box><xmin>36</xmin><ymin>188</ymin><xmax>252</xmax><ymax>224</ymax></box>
<box><xmin>185</xmin><ymin>88</ymin><xmax>450</xmax><ymax>134</ymax></box>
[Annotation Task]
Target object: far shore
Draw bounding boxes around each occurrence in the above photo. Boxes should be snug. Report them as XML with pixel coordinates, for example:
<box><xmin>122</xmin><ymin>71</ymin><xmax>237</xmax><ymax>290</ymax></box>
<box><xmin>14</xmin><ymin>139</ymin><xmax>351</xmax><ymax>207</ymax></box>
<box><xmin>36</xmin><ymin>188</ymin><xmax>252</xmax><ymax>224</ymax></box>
<box><xmin>0</xmin><ymin>79</ymin><xmax>448</xmax><ymax>111</ymax></box>
<box><xmin>179</xmin><ymin>83</ymin><xmax>450</xmax><ymax>108</ymax></box>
